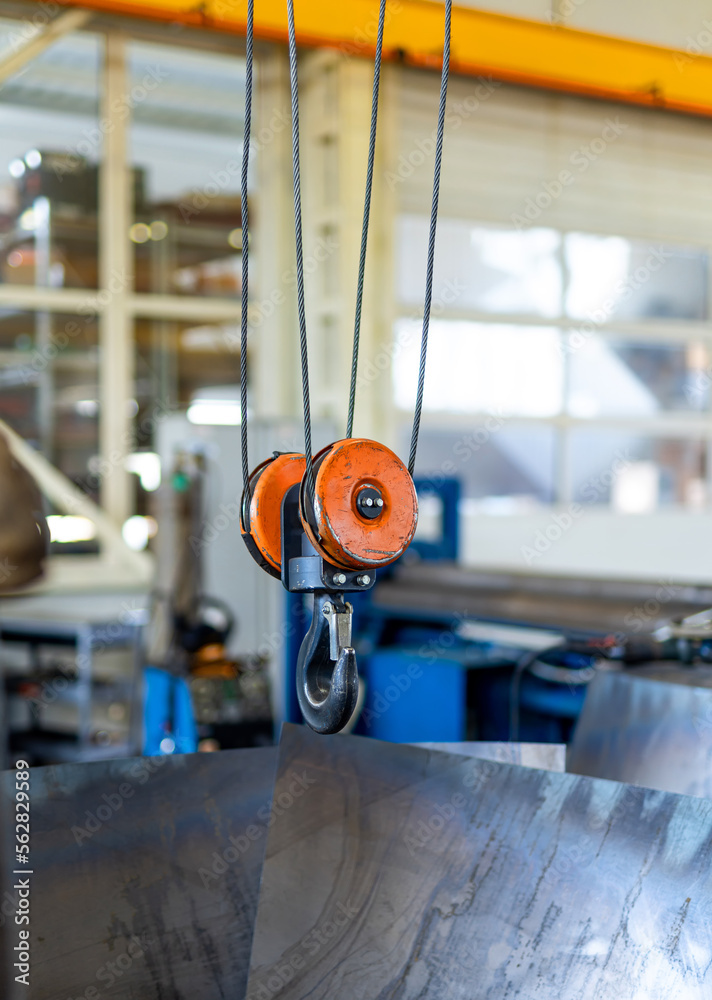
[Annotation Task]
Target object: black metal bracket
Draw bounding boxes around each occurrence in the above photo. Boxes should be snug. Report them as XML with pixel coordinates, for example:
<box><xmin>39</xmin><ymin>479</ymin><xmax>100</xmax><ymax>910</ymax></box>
<box><xmin>280</xmin><ymin>485</ymin><xmax>377</xmax><ymax>594</ymax></box>
<box><xmin>280</xmin><ymin>483</ymin><xmax>374</xmax><ymax>733</ymax></box>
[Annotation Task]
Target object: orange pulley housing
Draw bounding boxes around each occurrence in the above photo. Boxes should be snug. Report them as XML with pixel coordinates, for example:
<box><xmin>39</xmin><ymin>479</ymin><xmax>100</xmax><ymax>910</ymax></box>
<box><xmin>299</xmin><ymin>438</ymin><xmax>418</xmax><ymax>570</ymax></box>
<box><xmin>240</xmin><ymin>452</ymin><xmax>306</xmax><ymax>578</ymax></box>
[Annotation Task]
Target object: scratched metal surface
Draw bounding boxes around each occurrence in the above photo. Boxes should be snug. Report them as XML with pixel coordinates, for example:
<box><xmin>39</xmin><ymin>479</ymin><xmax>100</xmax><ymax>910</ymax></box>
<box><xmin>568</xmin><ymin>670</ymin><xmax>712</xmax><ymax>799</ymax></box>
<box><xmin>414</xmin><ymin>741</ymin><xmax>565</xmax><ymax>772</ymax></box>
<box><xmin>630</xmin><ymin>662</ymin><xmax>712</xmax><ymax>688</ymax></box>
<box><xmin>0</xmin><ymin>747</ymin><xmax>277</xmax><ymax>1000</ymax></box>
<box><xmin>247</xmin><ymin>723</ymin><xmax>712</xmax><ymax>1000</ymax></box>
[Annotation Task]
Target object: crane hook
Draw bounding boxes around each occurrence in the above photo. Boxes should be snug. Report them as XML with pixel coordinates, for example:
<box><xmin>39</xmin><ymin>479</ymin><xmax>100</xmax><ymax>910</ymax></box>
<box><xmin>296</xmin><ymin>592</ymin><xmax>359</xmax><ymax>734</ymax></box>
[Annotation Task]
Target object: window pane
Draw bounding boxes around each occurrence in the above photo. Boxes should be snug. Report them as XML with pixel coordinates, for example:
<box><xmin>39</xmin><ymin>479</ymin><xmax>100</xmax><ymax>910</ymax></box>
<box><xmin>565</xmin><ymin>233</ymin><xmax>708</xmax><ymax>321</ymax></box>
<box><xmin>569</xmin><ymin>431</ymin><xmax>708</xmax><ymax>510</ymax></box>
<box><xmin>0</xmin><ymin>22</ymin><xmax>101</xmax><ymax>289</ymax></box>
<box><xmin>0</xmin><ymin>310</ymin><xmax>99</xmax><ymax>495</ymax></box>
<box><xmin>398</xmin><ymin>216</ymin><xmax>562</xmax><ymax>317</ymax></box>
<box><xmin>129</xmin><ymin>42</ymin><xmax>245</xmax><ymax>297</ymax></box>
<box><xmin>393</xmin><ymin>319</ymin><xmax>563</xmax><ymax>417</ymax></box>
<box><xmin>405</xmin><ymin>425</ymin><xmax>556</xmax><ymax>507</ymax></box>
<box><xmin>134</xmin><ymin>317</ymin><xmax>241</xmax><ymax>417</ymax></box>
<box><xmin>566</xmin><ymin>337</ymin><xmax>711</xmax><ymax>416</ymax></box>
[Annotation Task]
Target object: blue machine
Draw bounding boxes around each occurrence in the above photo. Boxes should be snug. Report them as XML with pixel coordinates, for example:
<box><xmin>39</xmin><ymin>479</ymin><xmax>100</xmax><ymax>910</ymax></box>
<box><xmin>143</xmin><ymin>666</ymin><xmax>198</xmax><ymax>755</ymax></box>
<box><xmin>284</xmin><ymin>477</ymin><xmax>593</xmax><ymax>743</ymax></box>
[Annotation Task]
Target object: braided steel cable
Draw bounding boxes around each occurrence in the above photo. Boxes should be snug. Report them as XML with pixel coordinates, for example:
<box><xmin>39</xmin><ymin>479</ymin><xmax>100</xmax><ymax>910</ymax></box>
<box><xmin>408</xmin><ymin>0</ymin><xmax>452</xmax><ymax>476</ymax></box>
<box><xmin>345</xmin><ymin>0</ymin><xmax>387</xmax><ymax>440</ymax></box>
<box><xmin>287</xmin><ymin>0</ymin><xmax>315</xmax><ymax>499</ymax></box>
<box><xmin>240</xmin><ymin>0</ymin><xmax>254</xmax><ymax>501</ymax></box>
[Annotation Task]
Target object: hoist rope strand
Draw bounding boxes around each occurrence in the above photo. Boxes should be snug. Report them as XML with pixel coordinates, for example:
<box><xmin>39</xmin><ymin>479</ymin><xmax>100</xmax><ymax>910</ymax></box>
<box><xmin>345</xmin><ymin>0</ymin><xmax>387</xmax><ymax>440</ymax></box>
<box><xmin>287</xmin><ymin>0</ymin><xmax>315</xmax><ymax>499</ymax></box>
<box><xmin>408</xmin><ymin>0</ymin><xmax>452</xmax><ymax>477</ymax></box>
<box><xmin>240</xmin><ymin>0</ymin><xmax>254</xmax><ymax>501</ymax></box>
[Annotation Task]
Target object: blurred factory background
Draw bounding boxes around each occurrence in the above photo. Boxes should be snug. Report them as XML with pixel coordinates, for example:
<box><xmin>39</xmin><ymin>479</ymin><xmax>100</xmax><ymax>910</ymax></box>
<box><xmin>4</xmin><ymin>0</ymin><xmax>712</xmax><ymax>771</ymax></box>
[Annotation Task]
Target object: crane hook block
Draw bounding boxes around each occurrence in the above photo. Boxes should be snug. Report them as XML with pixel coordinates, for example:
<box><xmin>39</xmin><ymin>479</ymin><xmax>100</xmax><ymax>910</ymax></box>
<box><xmin>240</xmin><ymin>452</ymin><xmax>306</xmax><ymax>579</ymax></box>
<box><xmin>300</xmin><ymin>438</ymin><xmax>418</xmax><ymax>570</ymax></box>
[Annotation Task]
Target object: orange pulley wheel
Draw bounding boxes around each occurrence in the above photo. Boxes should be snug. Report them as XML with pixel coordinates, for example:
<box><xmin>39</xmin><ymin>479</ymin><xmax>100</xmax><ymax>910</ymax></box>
<box><xmin>299</xmin><ymin>439</ymin><xmax>418</xmax><ymax>570</ymax></box>
<box><xmin>241</xmin><ymin>452</ymin><xmax>306</xmax><ymax>578</ymax></box>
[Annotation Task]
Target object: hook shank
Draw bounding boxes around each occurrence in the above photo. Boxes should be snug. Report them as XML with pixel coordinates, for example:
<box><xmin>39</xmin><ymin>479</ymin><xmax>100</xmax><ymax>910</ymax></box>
<box><xmin>296</xmin><ymin>593</ymin><xmax>359</xmax><ymax>734</ymax></box>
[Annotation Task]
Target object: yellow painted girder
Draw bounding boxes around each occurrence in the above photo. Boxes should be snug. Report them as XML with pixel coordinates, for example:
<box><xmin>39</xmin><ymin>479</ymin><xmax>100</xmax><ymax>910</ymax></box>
<box><xmin>34</xmin><ymin>1</ymin><xmax>712</xmax><ymax>118</ymax></box>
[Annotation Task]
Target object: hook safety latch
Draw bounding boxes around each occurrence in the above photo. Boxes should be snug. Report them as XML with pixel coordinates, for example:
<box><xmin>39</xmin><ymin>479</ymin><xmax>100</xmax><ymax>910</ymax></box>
<box><xmin>296</xmin><ymin>592</ymin><xmax>359</xmax><ymax>735</ymax></box>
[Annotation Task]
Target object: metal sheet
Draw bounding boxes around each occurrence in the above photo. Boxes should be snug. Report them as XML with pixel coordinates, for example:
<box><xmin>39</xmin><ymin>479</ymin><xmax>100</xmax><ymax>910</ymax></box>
<box><xmin>413</xmin><ymin>740</ymin><xmax>566</xmax><ymax>771</ymax></box>
<box><xmin>568</xmin><ymin>669</ymin><xmax>712</xmax><ymax>799</ymax></box>
<box><xmin>629</xmin><ymin>663</ymin><xmax>712</xmax><ymax>689</ymax></box>
<box><xmin>247</xmin><ymin>723</ymin><xmax>712</xmax><ymax>999</ymax></box>
<box><xmin>1</xmin><ymin>747</ymin><xmax>277</xmax><ymax>1000</ymax></box>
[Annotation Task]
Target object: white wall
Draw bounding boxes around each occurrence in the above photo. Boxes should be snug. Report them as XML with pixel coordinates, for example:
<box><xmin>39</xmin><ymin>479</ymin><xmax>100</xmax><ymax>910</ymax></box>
<box><xmin>463</xmin><ymin>509</ymin><xmax>712</xmax><ymax>584</ymax></box>
<box><xmin>455</xmin><ymin>0</ymin><xmax>712</xmax><ymax>52</ymax></box>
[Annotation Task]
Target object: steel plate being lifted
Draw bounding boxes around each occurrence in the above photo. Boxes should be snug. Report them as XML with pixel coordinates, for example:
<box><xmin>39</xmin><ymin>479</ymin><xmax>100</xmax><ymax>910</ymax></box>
<box><xmin>1</xmin><ymin>747</ymin><xmax>277</xmax><ymax>1000</ymax></box>
<box><xmin>247</xmin><ymin>723</ymin><xmax>712</xmax><ymax>1000</ymax></box>
<box><xmin>414</xmin><ymin>740</ymin><xmax>565</xmax><ymax>771</ymax></box>
<box><xmin>568</xmin><ymin>669</ymin><xmax>712</xmax><ymax>798</ymax></box>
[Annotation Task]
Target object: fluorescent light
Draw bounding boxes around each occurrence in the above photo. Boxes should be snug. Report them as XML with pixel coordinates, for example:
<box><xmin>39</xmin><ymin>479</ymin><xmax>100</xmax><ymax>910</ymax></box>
<box><xmin>129</xmin><ymin>222</ymin><xmax>151</xmax><ymax>244</ymax></box>
<box><xmin>150</xmin><ymin>220</ymin><xmax>168</xmax><ymax>240</ymax></box>
<box><xmin>75</xmin><ymin>399</ymin><xmax>99</xmax><ymax>417</ymax></box>
<box><xmin>125</xmin><ymin>452</ymin><xmax>161</xmax><ymax>492</ymax></box>
<box><xmin>9</xmin><ymin>159</ymin><xmax>25</xmax><ymax>179</ymax></box>
<box><xmin>47</xmin><ymin>515</ymin><xmax>96</xmax><ymax>544</ymax></box>
<box><xmin>187</xmin><ymin>400</ymin><xmax>242</xmax><ymax>425</ymax></box>
<box><xmin>121</xmin><ymin>515</ymin><xmax>157</xmax><ymax>551</ymax></box>
<box><xmin>25</xmin><ymin>149</ymin><xmax>41</xmax><ymax>169</ymax></box>
<box><xmin>18</xmin><ymin>209</ymin><xmax>35</xmax><ymax>231</ymax></box>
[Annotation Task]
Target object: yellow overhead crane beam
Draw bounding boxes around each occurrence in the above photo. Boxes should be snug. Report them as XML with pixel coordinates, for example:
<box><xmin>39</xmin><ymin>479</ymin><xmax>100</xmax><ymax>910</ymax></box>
<box><xmin>36</xmin><ymin>1</ymin><xmax>712</xmax><ymax>119</ymax></box>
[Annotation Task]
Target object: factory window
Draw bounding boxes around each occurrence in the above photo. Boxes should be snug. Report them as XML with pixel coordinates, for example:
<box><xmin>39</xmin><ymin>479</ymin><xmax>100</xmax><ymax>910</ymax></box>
<box><xmin>128</xmin><ymin>41</ymin><xmax>245</xmax><ymax>299</ymax></box>
<box><xmin>396</xmin><ymin>215</ymin><xmax>711</xmax><ymax>513</ymax></box>
<box><xmin>127</xmin><ymin>41</ymin><xmax>247</xmax><ymax>450</ymax></box>
<box><xmin>0</xmin><ymin>19</ymin><xmax>248</xmax><ymax>533</ymax></box>
<box><xmin>0</xmin><ymin>24</ymin><xmax>101</xmax><ymax>289</ymax></box>
<box><xmin>0</xmin><ymin>13</ymin><xmax>102</xmax><ymax>501</ymax></box>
